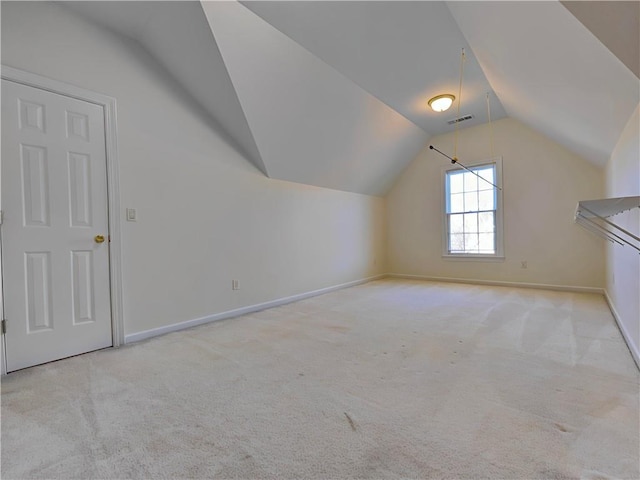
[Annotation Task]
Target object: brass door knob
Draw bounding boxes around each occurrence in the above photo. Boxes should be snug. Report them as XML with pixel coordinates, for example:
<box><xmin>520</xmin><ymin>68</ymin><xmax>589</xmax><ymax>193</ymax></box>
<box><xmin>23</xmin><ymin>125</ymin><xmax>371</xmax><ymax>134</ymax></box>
<box><xmin>94</xmin><ymin>235</ymin><xmax>105</xmax><ymax>244</ymax></box>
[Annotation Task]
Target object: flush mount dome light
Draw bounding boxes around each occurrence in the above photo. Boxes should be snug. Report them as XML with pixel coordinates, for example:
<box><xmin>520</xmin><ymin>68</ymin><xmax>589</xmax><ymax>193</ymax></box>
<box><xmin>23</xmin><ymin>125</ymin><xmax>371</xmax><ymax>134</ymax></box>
<box><xmin>428</xmin><ymin>94</ymin><xmax>455</xmax><ymax>112</ymax></box>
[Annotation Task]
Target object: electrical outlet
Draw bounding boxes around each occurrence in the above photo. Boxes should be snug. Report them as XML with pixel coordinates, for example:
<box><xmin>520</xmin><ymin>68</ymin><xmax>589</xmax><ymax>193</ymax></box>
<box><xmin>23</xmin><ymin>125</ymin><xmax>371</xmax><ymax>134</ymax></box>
<box><xmin>521</xmin><ymin>261</ymin><xmax>528</xmax><ymax>269</ymax></box>
<box><xmin>232</xmin><ymin>279</ymin><xmax>240</xmax><ymax>290</ymax></box>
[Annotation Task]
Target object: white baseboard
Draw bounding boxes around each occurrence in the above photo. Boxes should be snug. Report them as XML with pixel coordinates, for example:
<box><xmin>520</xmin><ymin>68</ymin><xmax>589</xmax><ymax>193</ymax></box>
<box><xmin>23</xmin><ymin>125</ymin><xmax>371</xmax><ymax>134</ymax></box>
<box><xmin>604</xmin><ymin>290</ymin><xmax>640</xmax><ymax>371</ymax></box>
<box><xmin>124</xmin><ymin>274</ymin><xmax>386</xmax><ymax>344</ymax></box>
<box><xmin>388</xmin><ymin>273</ymin><xmax>604</xmax><ymax>294</ymax></box>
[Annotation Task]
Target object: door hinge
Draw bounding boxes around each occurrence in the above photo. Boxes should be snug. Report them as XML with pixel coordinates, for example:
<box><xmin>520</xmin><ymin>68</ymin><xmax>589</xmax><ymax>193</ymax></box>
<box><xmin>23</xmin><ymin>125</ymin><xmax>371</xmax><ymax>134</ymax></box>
<box><xmin>0</xmin><ymin>210</ymin><xmax>3</xmax><ymax>225</ymax></box>
<box><xmin>1</xmin><ymin>320</ymin><xmax>6</xmax><ymax>335</ymax></box>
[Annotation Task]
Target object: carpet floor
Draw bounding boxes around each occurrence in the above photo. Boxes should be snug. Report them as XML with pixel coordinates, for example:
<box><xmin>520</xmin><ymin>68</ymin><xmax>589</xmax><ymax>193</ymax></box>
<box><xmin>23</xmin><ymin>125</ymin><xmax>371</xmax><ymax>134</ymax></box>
<box><xmin>1</xmin><ymin>279</ymin><xmax>638</xmax><ymax>479</ymax></box>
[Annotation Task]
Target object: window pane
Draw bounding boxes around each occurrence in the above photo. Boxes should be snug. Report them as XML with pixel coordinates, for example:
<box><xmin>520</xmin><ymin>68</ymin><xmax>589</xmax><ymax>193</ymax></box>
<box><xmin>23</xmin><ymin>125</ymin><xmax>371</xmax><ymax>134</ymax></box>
<box><xmin>478</xmin><ymin>190</ymin><xmax>495</xmax><ymax>210</ymax></box>
<box><xmin>449</xmin><ymin>214</ymin><xmax>464</xmax><ymax>234</ymax></box>
<box><xmin>445</xmin><ymin>162</ymin><xmax>499</xmax><ymax>256</ymax></box>
<box><xmin>478</xmin><ymin>233</ymin><xmax>495</xmax><ymax>253</ymax></box>
<box><xmin>449</xmin><ymin>234</ymin><xmax>464</xmax><ymax>252</ymax></box>
<box><xmin>450</xmin><ymin>193</ymin><xmax>464</xmax><ymax>213</ymax></box>
<box><xmin>464</xmin><ymin>233</ymin><xmax>479</xmax><ymax>251</ymax></box>
<box><xmin>478</xmin><ymin>212</ymin><xmax>495</xmax><ymax>233</ymax></box>
<box><xmin>464</xmin><ymin>191</ymin><xmax>478</xmax><ymax>212</ymax></box>
<box><xmin>449</xmin><ymin>172</ymin><xmax>464</xmax><ymax>194</ymax></box>
<box><xmin>463</xmin><ymin>212</ymin><xmax>478</xmax><ymax>233</ymax></box>
<box><xmin>463</xmin><ymin>172</ymin><xmax>478</xmax><ymax>192</ymax></box>
<box><xmin>478</xmin><ymin>167</ymin><xmax>495</xmax><ymax>190</ymax></box>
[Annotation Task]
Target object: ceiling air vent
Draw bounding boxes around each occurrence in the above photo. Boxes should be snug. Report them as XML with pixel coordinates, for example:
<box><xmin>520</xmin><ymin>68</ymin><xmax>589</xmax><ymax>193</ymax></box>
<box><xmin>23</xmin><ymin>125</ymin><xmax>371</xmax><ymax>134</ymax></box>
<box><xmin>447</xmin><ymin>114</ymin><xmax>474</xmax><ymax>125</ymax></box>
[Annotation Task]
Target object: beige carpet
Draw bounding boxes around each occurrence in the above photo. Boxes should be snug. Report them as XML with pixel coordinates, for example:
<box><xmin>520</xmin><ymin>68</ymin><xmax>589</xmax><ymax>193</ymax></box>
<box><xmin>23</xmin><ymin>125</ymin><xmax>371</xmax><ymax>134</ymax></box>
<box><xmin>2</xmin><ymin>279</ymin><xmax>638</xmax><ymax>479</ymax></box>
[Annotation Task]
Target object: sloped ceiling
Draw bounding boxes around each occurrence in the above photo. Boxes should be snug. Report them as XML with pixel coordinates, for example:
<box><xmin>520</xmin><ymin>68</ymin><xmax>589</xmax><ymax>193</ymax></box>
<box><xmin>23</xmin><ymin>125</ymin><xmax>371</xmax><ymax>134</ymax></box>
<box><xmin>201</xmin><ymin>1</ymin><xmax>428</xmax><ymax>194</ymax></box>
<box><xmin>561</xmin><ymin>1</ymin><xmax>639</xmax><ymax>79</ymax></box>
<box><xmin>241</xmin><ymin>0</ymin><xmax>507</xmax><ymax>135</ymax></box>
<box><xmin>447</xmin><ymin>1</ymin><xmax>639</xmax><ymax>167</ymax></box>
<box><xmin>60</xmin><ymin>1</ymin><xmax>639</xmax><ymax>195</ymax></box>
<box><xmin>58</xmin><ymin>0</ymin><xmax>267</xmax><ymax>175</ymax></box>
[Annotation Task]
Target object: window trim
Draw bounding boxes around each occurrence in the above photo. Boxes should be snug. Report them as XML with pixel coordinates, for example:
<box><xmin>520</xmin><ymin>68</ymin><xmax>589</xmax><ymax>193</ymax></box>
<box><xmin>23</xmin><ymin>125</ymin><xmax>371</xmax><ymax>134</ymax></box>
<box><xmin>441</xmin><ymin>156</ymin><xmax>504</xmax><ymax>260</ymax></box>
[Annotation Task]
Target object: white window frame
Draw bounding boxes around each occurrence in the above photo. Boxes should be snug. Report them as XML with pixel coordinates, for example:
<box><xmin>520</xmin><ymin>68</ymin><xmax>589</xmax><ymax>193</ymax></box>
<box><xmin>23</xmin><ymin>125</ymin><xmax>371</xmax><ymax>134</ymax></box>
<box><xmin>441</xmin><ymin>156</ymin><xmax>504</xmax><ymax>261</ymax></box>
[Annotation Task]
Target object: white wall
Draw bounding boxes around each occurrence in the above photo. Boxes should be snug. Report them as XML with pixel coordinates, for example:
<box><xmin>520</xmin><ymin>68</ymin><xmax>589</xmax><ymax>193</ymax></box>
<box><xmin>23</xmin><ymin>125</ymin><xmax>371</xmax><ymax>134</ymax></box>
<box><xmin>605</xmin><ymin>105</ymin><xmax>640</xmax><ymax>365</ymax></box>
<box><xmin>387</xmin><ymin>117</ymin><xmax>605</xmax><ymax>288</ymax></box>
<box><xmin>1</xmin><ymin>2</ymin><xmax>386</xmax><ymax>336</ymax></box>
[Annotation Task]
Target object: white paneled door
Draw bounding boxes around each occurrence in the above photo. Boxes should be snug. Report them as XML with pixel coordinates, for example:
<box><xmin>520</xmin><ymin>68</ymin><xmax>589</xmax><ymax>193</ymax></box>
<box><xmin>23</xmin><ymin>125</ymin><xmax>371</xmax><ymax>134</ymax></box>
<box><xmin>1</xmin><ymin>79</ymin><xmax>112</xmax><ymax>372</ymax></box>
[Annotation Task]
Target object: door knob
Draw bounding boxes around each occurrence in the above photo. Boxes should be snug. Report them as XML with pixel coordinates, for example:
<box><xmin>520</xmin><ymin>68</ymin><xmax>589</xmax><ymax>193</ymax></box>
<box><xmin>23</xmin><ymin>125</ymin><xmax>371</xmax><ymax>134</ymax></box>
<box><xmin>94</xmin><ymin>235</ymin><xmax>105</xmax><ymax>244</ymax></box>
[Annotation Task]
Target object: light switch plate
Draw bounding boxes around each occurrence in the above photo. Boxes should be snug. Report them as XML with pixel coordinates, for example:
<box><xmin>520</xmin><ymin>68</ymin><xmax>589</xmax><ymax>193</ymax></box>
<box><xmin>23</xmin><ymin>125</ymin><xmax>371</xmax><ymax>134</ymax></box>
<box><xmin>126</xmin><ymin>208</ymin><xmax>137</xmax><ymax>222</ymax></box>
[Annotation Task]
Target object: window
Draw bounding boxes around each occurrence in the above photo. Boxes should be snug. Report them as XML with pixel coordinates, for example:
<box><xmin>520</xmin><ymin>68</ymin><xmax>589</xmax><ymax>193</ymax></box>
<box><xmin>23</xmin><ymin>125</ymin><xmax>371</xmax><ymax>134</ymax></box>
<box><xmin>444</xmin><ymin>160</ymin><xmax>503</xmax><ymax>258</ymax></box>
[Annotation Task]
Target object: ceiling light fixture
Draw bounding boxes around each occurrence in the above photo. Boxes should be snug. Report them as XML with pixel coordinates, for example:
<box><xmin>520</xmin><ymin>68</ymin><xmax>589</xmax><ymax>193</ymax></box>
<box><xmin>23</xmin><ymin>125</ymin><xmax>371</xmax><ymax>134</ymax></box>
<box><xmin>428</xmin><ymin>94</ymin><xmax>455</xmax><ymax>112</ymax></box>
<box><xmin>429</xmin><ymin>48</ymin><xmax>502</xmax><ymax>191</ymax></box>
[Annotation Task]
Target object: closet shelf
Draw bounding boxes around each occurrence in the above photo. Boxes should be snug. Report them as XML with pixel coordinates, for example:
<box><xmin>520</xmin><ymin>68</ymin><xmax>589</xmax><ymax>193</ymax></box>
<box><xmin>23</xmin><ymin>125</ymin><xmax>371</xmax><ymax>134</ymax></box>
<box><xmin>575</xmin><ymin>196</ymin><xmax>640</xmax><ymax>253</ymax></box>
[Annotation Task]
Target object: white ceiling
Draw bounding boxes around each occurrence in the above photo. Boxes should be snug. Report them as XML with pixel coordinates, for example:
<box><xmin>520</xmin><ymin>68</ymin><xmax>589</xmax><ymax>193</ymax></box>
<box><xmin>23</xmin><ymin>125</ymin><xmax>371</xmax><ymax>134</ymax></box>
<box><xmin>59</xmin><ymin>0</ymin><xmax>267</xmax><ymax>174</ymax></box>
<box><xmin>241</xmin><ymin>1</ymin><xmax>507</xmax><ymax>135</ymax></box>
<box><xmin>59</xmin><ymin>0</ymin><xmax>639</xmax><ymax>195</ymax></box>
<box><xmin>202</xmin><ymin>1</ymin><xmax>428</xmax><ymax>195</ymax></box>
<box><xmin>561</xmin><ymin>1</ymin><xmax>639</xmax><ymax>79</ymax></box>
<box><xmin>447</xmin><ymin>0</ymin><xmax>638</xmax><ymax>166</ymax></box>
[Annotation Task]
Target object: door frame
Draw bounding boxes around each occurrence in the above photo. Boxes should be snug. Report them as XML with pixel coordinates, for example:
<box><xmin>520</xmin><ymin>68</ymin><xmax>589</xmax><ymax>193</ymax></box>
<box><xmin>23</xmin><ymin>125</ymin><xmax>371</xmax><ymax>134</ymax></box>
<box><xmin>0</xmin><ymin>65</ymin><xmax>124</xmax><ymax>374</ymax></box>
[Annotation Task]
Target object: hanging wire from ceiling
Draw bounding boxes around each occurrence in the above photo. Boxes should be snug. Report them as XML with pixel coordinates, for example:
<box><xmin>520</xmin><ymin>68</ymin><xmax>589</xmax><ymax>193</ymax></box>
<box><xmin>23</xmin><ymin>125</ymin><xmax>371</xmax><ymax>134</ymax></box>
<box><xmin>430</xmin><ymin>47</ymin><xmax>502</xmax><ymax>191</ymax></box>
<box><xmin>453</xmin><ymin>48</ymin><xmax>465</xmax><ymax>161</ymax></box>
<box><xmin>486</xmin><ymin>92</ymin><xmax>495</xmax><ymax>160</ymax></box>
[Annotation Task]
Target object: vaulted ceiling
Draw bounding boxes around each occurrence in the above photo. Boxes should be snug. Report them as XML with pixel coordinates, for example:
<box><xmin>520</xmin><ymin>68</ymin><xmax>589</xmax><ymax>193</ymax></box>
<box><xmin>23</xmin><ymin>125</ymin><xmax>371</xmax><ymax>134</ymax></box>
<box><xmin>61</xmin><ymin>1</ymin><xmax>639</xmax><ymax>196</ymax></box>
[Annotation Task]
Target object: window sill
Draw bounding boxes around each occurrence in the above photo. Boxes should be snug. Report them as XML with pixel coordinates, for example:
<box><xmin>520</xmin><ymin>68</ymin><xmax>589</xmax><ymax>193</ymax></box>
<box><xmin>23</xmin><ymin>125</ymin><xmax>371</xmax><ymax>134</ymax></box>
<box><xmin>442</xmin><ymin>254</ymin><xmax>505</xmax><ymax>262</ymax></box>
